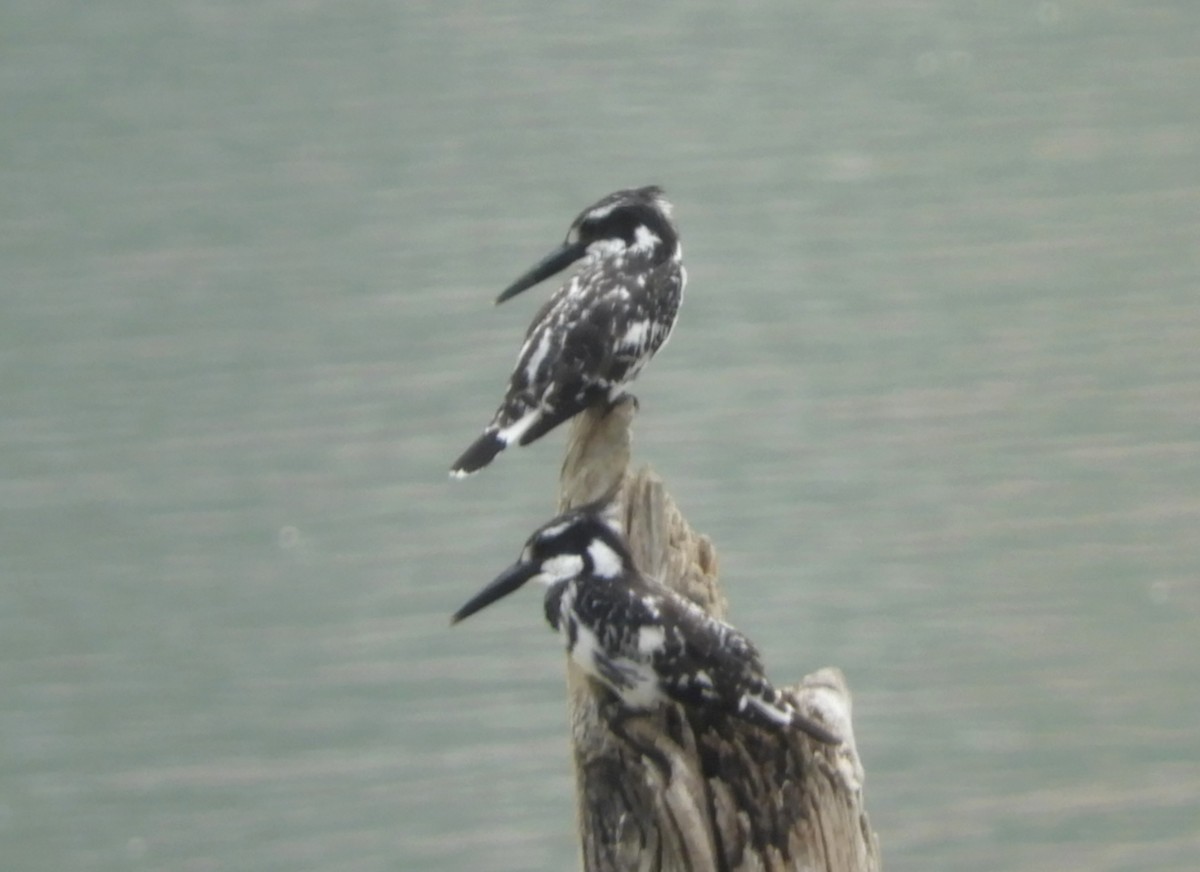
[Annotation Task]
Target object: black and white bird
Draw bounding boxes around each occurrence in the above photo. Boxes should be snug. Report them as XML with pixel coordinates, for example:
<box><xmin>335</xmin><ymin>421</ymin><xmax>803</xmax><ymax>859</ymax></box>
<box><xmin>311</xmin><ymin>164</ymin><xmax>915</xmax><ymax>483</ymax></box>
<box><xmin>451</xmin><ymin>506</ymin><xmax>839</xmax><ymax>744</ymax></box>
<box><xmin>449</xmin><ymin>186</ymin><xmax>685</xmax><ymax>477</ymax></box>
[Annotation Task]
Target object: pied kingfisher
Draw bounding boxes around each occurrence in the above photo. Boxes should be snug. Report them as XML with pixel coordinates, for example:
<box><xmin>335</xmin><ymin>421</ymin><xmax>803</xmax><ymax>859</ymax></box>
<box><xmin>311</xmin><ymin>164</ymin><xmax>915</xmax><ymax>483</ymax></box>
<box><xmin>449</xmin><ymin>186</ymin><xmax>685</xmax><ymax>478</ymax></box>
<box><xmin>451</xmin><ymin>505</ymin><xmax>839</xmax><ymax>745</ymax></box>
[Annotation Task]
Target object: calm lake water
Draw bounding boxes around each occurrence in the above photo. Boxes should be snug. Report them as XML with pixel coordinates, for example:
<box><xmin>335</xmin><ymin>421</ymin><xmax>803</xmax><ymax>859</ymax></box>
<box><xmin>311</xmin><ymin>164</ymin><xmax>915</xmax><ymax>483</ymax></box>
<box><xmin>2</xmin><ymin>2</ymin><xmax>1197</xmax><ymax>870</ymax></box>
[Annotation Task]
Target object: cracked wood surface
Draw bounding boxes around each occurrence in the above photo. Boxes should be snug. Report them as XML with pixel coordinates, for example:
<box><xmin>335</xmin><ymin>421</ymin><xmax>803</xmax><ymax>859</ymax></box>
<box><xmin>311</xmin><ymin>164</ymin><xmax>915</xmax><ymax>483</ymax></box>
<box><xmin>557</xmin><ymin>399</ymin><xmax>881</xmax><ymax>872</ymax></box>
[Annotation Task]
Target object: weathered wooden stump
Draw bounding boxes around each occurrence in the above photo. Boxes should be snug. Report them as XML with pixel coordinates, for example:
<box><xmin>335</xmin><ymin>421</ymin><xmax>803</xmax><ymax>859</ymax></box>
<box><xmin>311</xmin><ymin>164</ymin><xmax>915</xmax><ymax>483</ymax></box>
<box><xmin>558</xmin><ymin>399</ymin><xmax>881</xmax><ymax>872</ymax></box>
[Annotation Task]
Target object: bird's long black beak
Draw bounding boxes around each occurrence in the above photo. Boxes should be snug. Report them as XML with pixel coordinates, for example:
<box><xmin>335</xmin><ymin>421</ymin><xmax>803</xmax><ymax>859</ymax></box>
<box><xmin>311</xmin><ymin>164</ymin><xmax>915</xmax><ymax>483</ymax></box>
<box><xmin>451</xmin><ymin>560</ymin><xmax>541</xmax><ymax>624</ymax></box>
<box><xmin>495</xmin><ymin>240</ymin><xmax>588</xmax><ymax>304</ymax></box>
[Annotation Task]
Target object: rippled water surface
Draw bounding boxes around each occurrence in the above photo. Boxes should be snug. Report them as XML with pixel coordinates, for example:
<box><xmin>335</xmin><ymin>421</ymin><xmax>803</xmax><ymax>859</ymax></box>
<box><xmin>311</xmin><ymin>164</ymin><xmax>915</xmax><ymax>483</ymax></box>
<box><xmin>3</xmin><ymin>3</ymin><xmax>1197</xmax><ymax>870</ymax></box>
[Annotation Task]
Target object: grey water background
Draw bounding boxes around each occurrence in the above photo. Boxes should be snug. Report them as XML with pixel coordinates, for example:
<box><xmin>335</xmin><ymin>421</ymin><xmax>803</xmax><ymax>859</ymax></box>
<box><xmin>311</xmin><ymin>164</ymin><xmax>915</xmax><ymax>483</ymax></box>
<box><xmin>3</xmin><ymin>2</ymin><xmax>1197</xmax><ymax>870</ymax></box>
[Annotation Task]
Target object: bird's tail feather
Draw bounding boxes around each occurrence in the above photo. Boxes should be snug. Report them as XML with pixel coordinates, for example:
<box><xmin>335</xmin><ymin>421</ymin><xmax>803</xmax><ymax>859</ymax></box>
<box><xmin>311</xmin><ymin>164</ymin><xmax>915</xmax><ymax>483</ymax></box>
<box><xmin>449</xmin><ymin>429</ymin><xmax>506</xmax><ymax>478</ymax></box>
<box><xmin>789</xmin><ymin>709</ymin><xmax>840</xmax><ymax>745</ymax></box>
<box><xmin>739</xmin><ymin>687</ymin><xmax>839</xmax><ymax>745</ymax></box>
<box><xmin>515</xmin><ymin>404</ymin><xmax>580</xmax><ymax>447</ymax></box>
<box><xmin>449</xmin><ymin>399</ymin><xmax>587</xmax><ymax>477</ymax></box>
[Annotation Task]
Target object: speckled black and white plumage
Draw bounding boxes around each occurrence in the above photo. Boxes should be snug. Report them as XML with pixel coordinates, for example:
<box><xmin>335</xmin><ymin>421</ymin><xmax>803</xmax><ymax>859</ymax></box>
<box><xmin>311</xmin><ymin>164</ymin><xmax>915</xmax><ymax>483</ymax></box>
<box><xmin>450</xmin><ymin>506</ymin><xmax>839</xmax><ymax>745</ymax></box>
<box><xmin>450</xmin><ymin>187</ymin><xmax>685</xmax><ymax>477</ymax></box>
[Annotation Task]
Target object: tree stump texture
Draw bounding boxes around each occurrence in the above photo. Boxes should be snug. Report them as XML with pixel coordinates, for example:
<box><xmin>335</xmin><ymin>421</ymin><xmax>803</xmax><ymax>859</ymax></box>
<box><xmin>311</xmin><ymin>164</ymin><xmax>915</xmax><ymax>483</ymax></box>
<box><xmin>557</xmin><ymin>399</ymin><xmax>881</xmax><ymax>872</ymax></box>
